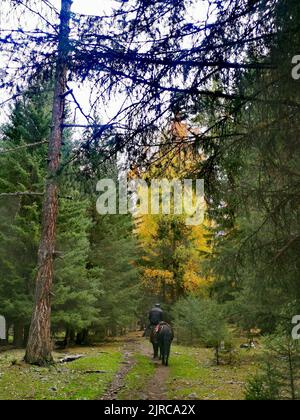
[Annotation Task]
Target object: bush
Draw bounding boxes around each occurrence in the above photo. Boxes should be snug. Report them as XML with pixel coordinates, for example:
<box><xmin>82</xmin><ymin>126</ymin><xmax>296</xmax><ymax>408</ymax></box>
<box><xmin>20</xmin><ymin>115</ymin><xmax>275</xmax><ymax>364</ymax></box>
<box><xmin>245</xmin><ymin>361</ymin><xmax>281</xmax><ymax>400</ymax></box>
<box><xmin>172</xmin><ymin>296</ymin><xmax>233</xmax><ymax>364</ymax></box>
<box><xmin>245</xmin><ymin>330</ymin><xmax>300</xmax><ymax>400</ymax></box>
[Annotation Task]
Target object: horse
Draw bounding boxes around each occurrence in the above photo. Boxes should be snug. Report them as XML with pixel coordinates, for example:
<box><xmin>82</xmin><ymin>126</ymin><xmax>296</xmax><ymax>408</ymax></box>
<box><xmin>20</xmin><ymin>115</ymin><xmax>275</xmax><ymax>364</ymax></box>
<box><xmin>150</xmin><ymin>322</ymin><xmax>174</xmax><ymax>366</ymax></box>
<box><xmin>149</xmin><ymin>325</ymin><xmax>159</xmax><ymax>359</ymax></box>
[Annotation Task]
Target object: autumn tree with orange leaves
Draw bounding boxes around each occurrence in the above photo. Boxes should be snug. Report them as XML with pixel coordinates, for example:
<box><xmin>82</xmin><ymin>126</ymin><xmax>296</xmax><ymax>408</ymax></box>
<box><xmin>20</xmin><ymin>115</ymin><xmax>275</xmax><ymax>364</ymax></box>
<box><xmin>136</xmin><ymin>115</ymin><xmax>213</xmax><ymax>304</ymax></box>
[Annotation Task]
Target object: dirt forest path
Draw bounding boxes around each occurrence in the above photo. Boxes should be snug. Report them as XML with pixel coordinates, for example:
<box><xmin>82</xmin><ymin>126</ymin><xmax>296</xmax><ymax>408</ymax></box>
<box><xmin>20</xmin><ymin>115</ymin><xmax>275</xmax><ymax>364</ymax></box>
<box><xmin>101</xmin><ymin>332</ymin><xmax>170</xmax><ymax>400</ymax></box>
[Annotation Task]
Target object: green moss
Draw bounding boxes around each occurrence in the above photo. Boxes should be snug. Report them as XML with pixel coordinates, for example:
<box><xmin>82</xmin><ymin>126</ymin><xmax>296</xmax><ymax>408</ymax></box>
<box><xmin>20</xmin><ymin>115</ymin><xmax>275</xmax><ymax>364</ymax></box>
<box><xmin>168</xmin><ymin>345</ymin><xmax>261</xmax><ymax>400</ymax></box>
<box><xmin>119</xmin><ymin>354</ymin><xmax>155</xmax><ymax>400</ymax></box>
<box><xmin>0</xmin><ymin>346</ymin><xmax>122</xmax><ymax>400</ymax></box>
<box><xmin>0</xmin><ymin>338</ymin><xmax>262</xmax><ymax>400</ymax></box>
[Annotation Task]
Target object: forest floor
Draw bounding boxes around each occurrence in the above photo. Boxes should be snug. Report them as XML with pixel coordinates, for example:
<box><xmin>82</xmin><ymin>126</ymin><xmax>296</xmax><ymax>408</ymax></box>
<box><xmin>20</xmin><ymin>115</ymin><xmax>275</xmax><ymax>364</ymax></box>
<box><xmin>0</xmin><ymin>332</ymin><xmax>262</xmax><ymax>400</ymax></box>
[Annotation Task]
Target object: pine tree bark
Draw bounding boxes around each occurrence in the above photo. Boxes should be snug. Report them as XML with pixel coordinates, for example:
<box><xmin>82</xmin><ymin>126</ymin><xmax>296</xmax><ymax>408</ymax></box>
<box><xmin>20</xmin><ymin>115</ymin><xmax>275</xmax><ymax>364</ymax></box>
<box><xmin>25</xmin><ymin>0</ymin><xmax>72</xmax><ymax>365</ymax></box>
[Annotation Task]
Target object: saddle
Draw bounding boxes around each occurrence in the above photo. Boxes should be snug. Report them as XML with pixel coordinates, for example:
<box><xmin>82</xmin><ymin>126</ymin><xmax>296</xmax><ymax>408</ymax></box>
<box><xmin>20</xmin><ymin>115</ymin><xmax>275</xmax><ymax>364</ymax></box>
<box><xmin>154</xmin><ymin>324</ymin><xmax>161</xmax><ymax>334</ymax></box>
<box><xmin>154</xmin><ymin>321</ymin><xmax>169</xmax><ymax>335</ymax></box>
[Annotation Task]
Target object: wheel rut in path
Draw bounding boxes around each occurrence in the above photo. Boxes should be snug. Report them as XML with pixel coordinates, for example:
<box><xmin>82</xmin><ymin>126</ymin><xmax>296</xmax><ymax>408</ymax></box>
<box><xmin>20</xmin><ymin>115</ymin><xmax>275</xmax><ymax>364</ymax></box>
<box><xmin>100</xmin><ymin>338</ymin><xmax>136</xmax><ymax>400</ymax></box>
<box><xmin>131</xmin><ymin>335</ymin><xmax>170</xmax><ymax>400</ymax></box>
<box><xmin>100</xmin><ymin>334</ymin><xmax>171</xmax><ymax>401</ymax></box>
<box><xmin>101</xmin><ymin>334</ymin><xmax>170</xmax><ymax>401</ymax></box>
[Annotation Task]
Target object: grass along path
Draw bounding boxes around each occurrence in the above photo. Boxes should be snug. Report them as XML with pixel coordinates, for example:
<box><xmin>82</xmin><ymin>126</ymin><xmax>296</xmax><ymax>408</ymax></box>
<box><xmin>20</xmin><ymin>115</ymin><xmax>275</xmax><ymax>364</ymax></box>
<box><xmin>0</xmin><ymin>344</ymin><xmax>122</xmax><ymax>400</ymax></box>
<box><xmin>118</xmin><ymin>335</ymin><xmax>262</xmax><ymax>400</ymax></box>
<box><xmin>119</xmin><ymin>333</ymin><xmax>170</xmax><ymax>400</ymax></box>
<box><xmin>0</xmin><ymin>333</ymin><xmax>262</xmax><ymax>400</ymax></box>
<box><xmin>168</xmin><ymin>345</ymin><xmax>261</xmax><ymax>400</ymax></box>
<box><xmin>100</xmin><ymin>336</ymin><xmax>138</xmax><ymax>400</ymax></box>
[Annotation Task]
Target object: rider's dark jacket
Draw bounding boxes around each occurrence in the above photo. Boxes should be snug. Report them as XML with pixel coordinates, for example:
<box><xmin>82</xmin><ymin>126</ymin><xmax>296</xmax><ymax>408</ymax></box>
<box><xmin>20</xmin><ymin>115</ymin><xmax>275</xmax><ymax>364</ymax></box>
<box><xmin>149</xmin><ymin>307</ymin><xmax>164</xmax><ymax>325</ymax></box>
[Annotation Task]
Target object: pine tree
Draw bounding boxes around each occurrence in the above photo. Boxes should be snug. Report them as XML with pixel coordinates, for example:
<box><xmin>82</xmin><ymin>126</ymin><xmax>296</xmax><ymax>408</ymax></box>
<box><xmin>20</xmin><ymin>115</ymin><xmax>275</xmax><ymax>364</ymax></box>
<box><xmin>173</xmin><ymin>296</ymin><xmax>232</xmax><ymax>365</ymax></box>
<box><xmin>205</xmin><ymin>0</ymin><xmax>300</xmax><ymax>334</ymax></box>
<box><xmin>88</xmin><ymin>205</ymin><xmax>140</xmax><ymax>339</ymax></box>
<box><xmin>0</xmin><ymin>88</ymin><xmax>100</xmax><ymax>347</ymax></box>
<box><xmin>51</xmin><ymin>195</ymin><xmax>99</xmax><ymax>344</ymax></box>
<box><xmin>69</xmin><ymin>132</ymin><xmax>141</xmax><ymax>340</ymax></box>
<box><xmin>0</xmin><ymin>89</ymin><xmax>50</xmax><ymax>346</ymax></box>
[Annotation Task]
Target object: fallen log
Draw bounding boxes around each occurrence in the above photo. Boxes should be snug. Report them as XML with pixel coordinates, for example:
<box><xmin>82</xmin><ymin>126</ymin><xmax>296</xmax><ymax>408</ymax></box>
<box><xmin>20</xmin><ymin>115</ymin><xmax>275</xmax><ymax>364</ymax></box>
<box><xmin>59</xmin><ymin>354</ymin><xmax>84</xmax><ymax>363</ymax></box>
<box><xmin>83</xmin><ymin>370</ymin><xmax>109</xmax><ymax>374</ymax></box>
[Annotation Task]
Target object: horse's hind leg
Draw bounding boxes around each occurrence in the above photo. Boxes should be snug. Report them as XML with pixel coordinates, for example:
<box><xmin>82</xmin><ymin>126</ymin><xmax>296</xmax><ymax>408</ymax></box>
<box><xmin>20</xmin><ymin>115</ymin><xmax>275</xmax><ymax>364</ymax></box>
<box><xmin>161</xmin><ymin>344</ymin><xmax>166</xmax><ymax>365</ymax></box>
<box><xmin>165</xmin><ymin>351</ymin><xmax>169</xmax><ymax>366</ymax></box>
<box><xmin>158</xmin><ymin>343</ymin><xmax>162</xmax><ymax>360</ymax></box>
<box><xmin>165</xmin><ymin>343</ymin><xmax>171</xmax><ymax>366</ymax></box>
<box><xmin>153</xmin><ymin>344</ymin><xmax>159</xmax><ymax>359</ymax></box>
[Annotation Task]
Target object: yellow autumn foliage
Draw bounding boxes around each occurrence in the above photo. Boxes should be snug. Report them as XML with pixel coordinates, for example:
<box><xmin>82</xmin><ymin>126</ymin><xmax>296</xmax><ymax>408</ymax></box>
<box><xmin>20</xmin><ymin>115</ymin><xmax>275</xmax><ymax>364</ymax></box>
<box><xmin>134</xmin><ymin>118</ymin><xmax>214</xmax><ymax>301</ymax></box>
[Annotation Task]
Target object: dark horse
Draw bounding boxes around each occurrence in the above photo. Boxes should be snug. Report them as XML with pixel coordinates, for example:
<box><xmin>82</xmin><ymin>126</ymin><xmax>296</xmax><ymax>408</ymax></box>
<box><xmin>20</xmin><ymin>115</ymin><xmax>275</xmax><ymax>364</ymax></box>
<box><xmin>150</xmin><ymin>322</ymin><xmax>174</xmax><ymax>366</ymax></box>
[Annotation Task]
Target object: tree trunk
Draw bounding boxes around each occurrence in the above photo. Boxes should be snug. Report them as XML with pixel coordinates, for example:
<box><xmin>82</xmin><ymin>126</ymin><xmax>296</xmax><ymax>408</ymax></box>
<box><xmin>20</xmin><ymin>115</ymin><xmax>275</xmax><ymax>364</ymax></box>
<box><xmin>5</xmin><ymin>323</ymin><xmax>10</xmax><ymax>345</ymax></box>
<box><xmin>111</xmin><ymin>324</ymin><xmax>117</xmax><ymax>337</ymax></box>
<box><xmin>63</xmin><ymin>328</ymin><xmax>75</xmax><ymax>348</ymax></box>
<box><xmin>76</xmin><ymin>329</ymin><xmax>89</xmax><ymax>345</ymax></box>
<box><xmin>25</xmin><ymin>0</ymin><xmax>72</xmax><ymax>365</ymax></box>
<box><xmin>23</xmin><ymin>325</ymin><xmax>30</xmax><ymax>347</ymax></box>
<box><xmin>63</xmin><ymin>328</ymin><xmax>70</xmax><ymax>348</ymax></box>
<box><xmin>288</xmin><ymin>348</ymin><xmax>296</xmax><ymax>400</ymax></box>
<box><xmin>70</xmin><ymin>329</ymin><xmax>75</xmax><ymax>344</ymax></box>
<box><xmin>13</xmin><ymin>322</ymin><xmax>24</xmax><ymax>348</ymax></box>
<box><xmin>215</xmin><ymin>346</ymin><xmax>220</xmax><ymax>366</ymax></box>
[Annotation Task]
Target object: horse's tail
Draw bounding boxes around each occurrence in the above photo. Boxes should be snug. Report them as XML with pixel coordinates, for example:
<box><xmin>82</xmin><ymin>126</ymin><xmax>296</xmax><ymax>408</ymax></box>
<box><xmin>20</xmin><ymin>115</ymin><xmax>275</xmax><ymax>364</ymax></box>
<box><xmin>163</xmin><ymin>327</ymin><xmax>173</xmax><ymax>342</ymax></box>
<box><xmin>160</xmin><ymin>325</ymin><xmax>173</xmax><ymax>365</ymax></box>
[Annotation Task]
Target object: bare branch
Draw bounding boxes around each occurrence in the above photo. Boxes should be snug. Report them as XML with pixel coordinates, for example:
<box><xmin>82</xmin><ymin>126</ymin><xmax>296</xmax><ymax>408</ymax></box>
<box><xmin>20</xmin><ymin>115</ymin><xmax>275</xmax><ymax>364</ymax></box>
<box><xmin>0</xmin><ymin>94</ymin><xmax>23</xmax><ymax>108</ymax></box>
<box><xmin>274</xmin><ymin>237</ymin><xmax>300</xmax><ymax>261</ymax></box>
<box><xmin>0</xmin><ymin>191</ymin><xmax>73</xmax><ymax>200</ymax></box>
<box><xmin>66</xmin><ymin>86</ymin><xmax>94</xmax><ymax>124</ymax></box>
<box><xmin>0</xmin><ymin>191</ymin><xmax>44</xmax><ymax>198</ymax></box>
<box><xmin>0</xmin><ymin>141</ymin><xmax>48</xmax><ymax>154</ymax></box>
<box><xmin>62</xmin><ymin>123</ymin><xmax>115</xmax><ymax>130</ymax></box>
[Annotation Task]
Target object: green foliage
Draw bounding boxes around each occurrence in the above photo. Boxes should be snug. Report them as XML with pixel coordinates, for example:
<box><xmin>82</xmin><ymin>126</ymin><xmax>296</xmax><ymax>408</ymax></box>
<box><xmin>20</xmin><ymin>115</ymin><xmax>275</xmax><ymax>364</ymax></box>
<box><xmin>0</xmin><ymin>89</ymin><xmax>50</xmax><ymax>331</ymax></box>
<box><xmin>52</xmin><ymin>197</ymin><xmax>98</xmax><ymax>332</ymax></box>
<box><xmin>245</xmin><ymin>362</ymin><xmax>281</xmax><ymax>401</ymax></box>
<box><xmin>0</xmin><ymin>88</ymin><xmax>134</xmax><ymax>344</ymax></box>
<box><xmin>172</xmin><ymin>296</ymin><xmax>232</xmax><ymax>364</ymax></box>
<box><xmin>154</xmin><ymin>217</ymin><xmax>195</xmax><ymax>301</ymax></box>
<box><xmin>205</xmin><ymin>0</ymin><xmax>300</xmax><ymax>337</ymax></box>
<box><xmin>245</xmin><ymin>331</ymin><xmax>300</xmax><ymax>400</ymax></box>
<box><xmin>88</xmin><ymin>206</ymin><xmax>140</xmax><ymax>337</ymax></box>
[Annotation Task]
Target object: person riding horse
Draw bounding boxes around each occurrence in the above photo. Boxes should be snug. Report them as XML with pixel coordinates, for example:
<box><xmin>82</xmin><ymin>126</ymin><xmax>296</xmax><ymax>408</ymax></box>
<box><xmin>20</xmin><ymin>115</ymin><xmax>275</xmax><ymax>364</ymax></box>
<box><xmin>149</xmin><ymin>303</ymin><xmax>164</xmax><ymax>326</ymax></box>
<box><xmin>143</xmin><ymin>303</ymin><xmax>164</xmax><ymax>337</ymax></box>
<box><xmin>146</xmin><ymin>304</ymin><xmax>174</xmax><ymax>365</ymax></box>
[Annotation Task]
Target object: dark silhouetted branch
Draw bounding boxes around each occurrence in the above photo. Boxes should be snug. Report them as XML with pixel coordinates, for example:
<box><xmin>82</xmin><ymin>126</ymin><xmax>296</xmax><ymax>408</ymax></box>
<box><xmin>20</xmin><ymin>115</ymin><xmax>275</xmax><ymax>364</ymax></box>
<box><xmin>0</xmin><ymin>141</ymin><xmax>48</xmax><ymax>154</ymax></box>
